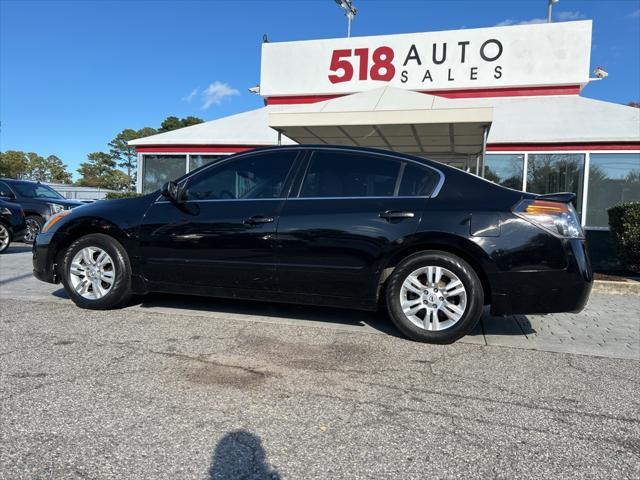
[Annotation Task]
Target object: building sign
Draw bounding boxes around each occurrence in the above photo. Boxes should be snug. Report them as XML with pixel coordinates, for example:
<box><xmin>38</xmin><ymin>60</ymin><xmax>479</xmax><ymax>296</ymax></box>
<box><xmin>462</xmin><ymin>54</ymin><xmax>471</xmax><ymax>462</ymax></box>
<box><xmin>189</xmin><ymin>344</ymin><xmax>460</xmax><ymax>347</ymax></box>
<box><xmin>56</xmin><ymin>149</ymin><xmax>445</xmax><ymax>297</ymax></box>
<box><xmin>260</xmin><ymin>21</ymin><xmax>592</xmax><ymax>97</ymax></box>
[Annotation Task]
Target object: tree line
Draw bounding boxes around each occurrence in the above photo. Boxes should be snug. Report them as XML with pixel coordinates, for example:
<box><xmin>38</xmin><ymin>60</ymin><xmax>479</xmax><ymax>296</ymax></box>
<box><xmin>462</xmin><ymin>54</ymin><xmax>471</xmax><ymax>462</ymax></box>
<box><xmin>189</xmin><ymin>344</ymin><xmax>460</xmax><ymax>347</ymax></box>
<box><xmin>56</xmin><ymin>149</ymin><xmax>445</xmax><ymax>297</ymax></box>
<box><xmin>0</xmin><ymin>116</ymin><xmax>203</xmax><ymax>191</ymax></box>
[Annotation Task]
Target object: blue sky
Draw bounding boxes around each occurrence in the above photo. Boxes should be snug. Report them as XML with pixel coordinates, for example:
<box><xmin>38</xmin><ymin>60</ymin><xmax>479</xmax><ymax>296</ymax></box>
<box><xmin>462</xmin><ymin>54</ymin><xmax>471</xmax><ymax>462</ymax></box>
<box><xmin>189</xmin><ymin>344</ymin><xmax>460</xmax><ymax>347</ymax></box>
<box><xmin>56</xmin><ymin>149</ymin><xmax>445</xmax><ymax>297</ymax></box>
<box><xmin>1</xmin><ymin>0</ymin><xmax>639</xmax><ymax>177</ymax></box>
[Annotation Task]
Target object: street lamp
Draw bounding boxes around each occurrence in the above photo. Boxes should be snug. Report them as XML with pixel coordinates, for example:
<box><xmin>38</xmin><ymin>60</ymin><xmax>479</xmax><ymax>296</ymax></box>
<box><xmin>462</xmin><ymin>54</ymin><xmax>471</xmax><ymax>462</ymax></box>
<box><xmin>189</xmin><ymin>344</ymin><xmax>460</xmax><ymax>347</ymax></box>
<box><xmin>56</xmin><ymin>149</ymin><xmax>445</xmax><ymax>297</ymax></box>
<box><xmin>334</xmin><ymin>0</ymin><xmax>357</xmax><ymax>37</ymax></box>
<box><xmin>548</xmin><ymin>0</ymin><xmax>559</xmax><ymax>23</ymax></box>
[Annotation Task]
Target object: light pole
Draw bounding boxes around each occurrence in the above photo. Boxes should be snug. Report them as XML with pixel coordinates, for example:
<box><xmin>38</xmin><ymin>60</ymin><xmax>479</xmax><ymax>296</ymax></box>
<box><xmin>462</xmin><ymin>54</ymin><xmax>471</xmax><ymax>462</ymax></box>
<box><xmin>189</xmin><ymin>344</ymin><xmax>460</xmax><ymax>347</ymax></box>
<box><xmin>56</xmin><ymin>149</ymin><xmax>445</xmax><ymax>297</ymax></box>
<box><xmin>548</xmin><ymin>0</ymin><xmax>559</xmax><ymax>23</ymax></box>
<box><xmin>334</xmin><ymin>0</ymin><xmax>357</xmax><ymax>37</ymax></box>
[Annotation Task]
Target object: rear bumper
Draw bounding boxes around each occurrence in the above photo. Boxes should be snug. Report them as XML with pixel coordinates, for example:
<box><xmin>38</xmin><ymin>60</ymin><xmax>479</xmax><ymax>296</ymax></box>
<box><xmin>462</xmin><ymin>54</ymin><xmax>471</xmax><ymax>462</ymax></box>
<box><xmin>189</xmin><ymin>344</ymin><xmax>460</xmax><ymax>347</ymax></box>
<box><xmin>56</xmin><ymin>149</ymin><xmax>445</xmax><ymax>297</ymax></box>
<box><xmin>32</xmin><ymin>232</ymin><xmax>58</xmax><ymax>283</ymax></box>
<box><xmin>490</xmin><ymin>238</ymin><xmax>593</xmax><ymax>316</ymax></box>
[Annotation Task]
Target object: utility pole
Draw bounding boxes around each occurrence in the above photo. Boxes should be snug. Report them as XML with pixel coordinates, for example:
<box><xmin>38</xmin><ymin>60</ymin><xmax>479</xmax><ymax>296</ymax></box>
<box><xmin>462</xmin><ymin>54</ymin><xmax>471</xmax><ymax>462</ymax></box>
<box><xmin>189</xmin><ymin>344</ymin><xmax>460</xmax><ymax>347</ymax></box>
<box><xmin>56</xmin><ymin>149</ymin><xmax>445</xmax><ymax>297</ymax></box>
<box><xmin>548</xmin><ymin>0</ymin><xmax>559</xmax><ymax>23</ymax></box>
<box><xmin>334</xmin><ymin>0</ymin><xmax>357</xmax><ymax>37</ymax></box>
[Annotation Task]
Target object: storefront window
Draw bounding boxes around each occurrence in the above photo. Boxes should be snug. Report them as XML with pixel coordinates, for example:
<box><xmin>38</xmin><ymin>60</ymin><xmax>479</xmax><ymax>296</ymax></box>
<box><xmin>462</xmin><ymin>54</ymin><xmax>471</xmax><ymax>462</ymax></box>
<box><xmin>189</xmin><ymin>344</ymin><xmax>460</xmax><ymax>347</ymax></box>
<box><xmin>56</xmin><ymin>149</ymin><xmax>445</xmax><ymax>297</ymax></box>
<box><xmin>142</xmin><ymin>155</ymin><xmax>187</xmax><ymax>193</ymax></box>
<box><xmin>527</xmin><ymin>154</ymin><xmax>585</xmax><ymax>215</ymax></box>
<box><xmin>189</xmin><ymin>155</ymin><xmax>225</xmax><ymax>171</ymax></box>
<box><xmin>586</xmin><ymin>153</ymin><xmax>640</xmax><ymax>228</ymax></box>
<box><xmin>483</xmin><ymin>154</ymin><xmax>524</xmax><ymax>190</ymax></box>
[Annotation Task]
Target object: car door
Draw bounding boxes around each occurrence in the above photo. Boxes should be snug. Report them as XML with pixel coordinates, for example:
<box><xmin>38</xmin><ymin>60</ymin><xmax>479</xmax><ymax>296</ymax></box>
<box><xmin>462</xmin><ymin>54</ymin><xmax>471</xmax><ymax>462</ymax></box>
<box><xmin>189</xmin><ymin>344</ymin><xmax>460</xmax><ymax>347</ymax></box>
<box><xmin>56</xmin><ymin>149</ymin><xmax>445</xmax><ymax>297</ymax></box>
<box><xmin>138</xmin><ymin>150</ymin><xmax>300</xmax><ymax>291</ymax></box>
<box><xmin>275</xmin><ymin>149</ymin><xmax>441</xmax><ymax>301</ymax></box>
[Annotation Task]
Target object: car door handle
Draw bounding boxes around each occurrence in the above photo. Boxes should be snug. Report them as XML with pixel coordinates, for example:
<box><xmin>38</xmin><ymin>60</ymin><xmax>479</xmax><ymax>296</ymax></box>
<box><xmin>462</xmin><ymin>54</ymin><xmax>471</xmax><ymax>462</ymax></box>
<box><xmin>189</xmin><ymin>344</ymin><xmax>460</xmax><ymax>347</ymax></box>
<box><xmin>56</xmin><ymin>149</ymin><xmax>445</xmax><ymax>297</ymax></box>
<box><xmin>379</xmin><ymin>210</ymin><xmax>415</xmax><ymax>220</ymax></box>
<box><xmin>244</xmin><ymin>215</ymin><xmax>275</xmax><ymax>225</ymax></box>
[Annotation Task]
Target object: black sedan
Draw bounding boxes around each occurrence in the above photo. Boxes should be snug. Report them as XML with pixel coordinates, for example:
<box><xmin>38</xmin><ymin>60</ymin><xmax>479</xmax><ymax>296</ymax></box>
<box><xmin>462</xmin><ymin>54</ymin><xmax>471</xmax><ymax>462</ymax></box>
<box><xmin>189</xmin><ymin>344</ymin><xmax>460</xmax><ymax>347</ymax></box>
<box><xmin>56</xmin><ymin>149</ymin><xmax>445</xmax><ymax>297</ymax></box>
<box><xmin>0</xmin><ymin>178</ymin><xmax>84</xmax><ymax>243</ymax></box>
<box><xmin>0</xmin><ymin>199</ymin><xmax>26</xmax><ymax>253</ymax></box>
<box><xmin>32</xmin><ymin>146</ymin><xmax>592</xmax><ymax>343</ymax></box>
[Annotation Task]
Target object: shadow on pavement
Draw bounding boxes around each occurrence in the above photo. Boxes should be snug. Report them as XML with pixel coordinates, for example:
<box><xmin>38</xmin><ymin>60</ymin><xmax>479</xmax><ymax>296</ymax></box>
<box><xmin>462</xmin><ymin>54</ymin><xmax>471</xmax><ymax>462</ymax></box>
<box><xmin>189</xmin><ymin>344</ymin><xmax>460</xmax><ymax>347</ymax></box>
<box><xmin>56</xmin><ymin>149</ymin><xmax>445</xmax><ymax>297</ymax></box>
<box><xmin>207</xmin><ymin>430</ymin><xmax>280</xmax><ymax>480</ymax></box>
<box><xmin>1</xmin><ymin>245</ymin><xmax>32</xmax><ymax>254</ymax></box>
<box><xmin>137</xmin><ymin>292</ymin><xmax>403</xmax><ymax>337</ymax></box>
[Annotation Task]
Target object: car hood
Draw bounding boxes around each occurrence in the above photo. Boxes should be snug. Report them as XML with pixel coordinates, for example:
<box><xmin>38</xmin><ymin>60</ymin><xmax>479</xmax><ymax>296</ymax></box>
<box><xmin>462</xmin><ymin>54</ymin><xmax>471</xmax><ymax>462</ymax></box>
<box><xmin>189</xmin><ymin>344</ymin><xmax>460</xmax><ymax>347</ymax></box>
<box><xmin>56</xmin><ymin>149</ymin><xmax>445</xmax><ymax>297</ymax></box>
<box><xmin>41</xmin><ymin>198</ymin><xmax>84</xmax><ymax>208</ymax></box>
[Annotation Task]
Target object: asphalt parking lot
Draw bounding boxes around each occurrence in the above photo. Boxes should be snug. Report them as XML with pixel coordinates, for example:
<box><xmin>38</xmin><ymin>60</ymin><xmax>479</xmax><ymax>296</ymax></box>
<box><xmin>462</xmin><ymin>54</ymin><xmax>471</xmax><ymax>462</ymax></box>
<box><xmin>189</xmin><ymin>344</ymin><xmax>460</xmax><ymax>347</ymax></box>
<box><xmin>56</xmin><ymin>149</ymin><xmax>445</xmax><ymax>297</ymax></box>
<box><xmin>1</xmin><ymin>244</ymin><xmax>640</xmax><ymax>479</ymax></box>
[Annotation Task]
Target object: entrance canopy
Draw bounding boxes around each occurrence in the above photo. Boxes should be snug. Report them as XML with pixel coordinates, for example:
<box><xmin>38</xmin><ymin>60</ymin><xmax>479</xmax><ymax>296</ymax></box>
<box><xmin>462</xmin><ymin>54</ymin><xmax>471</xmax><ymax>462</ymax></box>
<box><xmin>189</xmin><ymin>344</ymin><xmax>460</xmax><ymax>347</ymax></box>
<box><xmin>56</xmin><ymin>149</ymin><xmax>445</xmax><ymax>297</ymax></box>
<box><xmin>269</xmin><ymin>86</ymin><xmax>493</xmax><ymax>156</ymax></box>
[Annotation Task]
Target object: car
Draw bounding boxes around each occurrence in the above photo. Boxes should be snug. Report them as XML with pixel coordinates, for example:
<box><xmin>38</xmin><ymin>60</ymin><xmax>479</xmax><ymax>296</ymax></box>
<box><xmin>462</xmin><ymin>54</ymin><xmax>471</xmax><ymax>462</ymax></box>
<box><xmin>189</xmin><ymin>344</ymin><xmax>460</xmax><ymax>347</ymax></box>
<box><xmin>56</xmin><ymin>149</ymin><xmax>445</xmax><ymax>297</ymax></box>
<box><xmin>0</xmin><ymin>178</ymin><xmax>84</xmax><ymax>243</ymax></box>
<box><xmin>32</xmin><ymin>145</ymin><xmax>593</xmax><ymax>343</ymax></box>
<box><xmin>0</xmin><ymin>199</ymin><xmax>26</xmax><ymax>253</ymax></box>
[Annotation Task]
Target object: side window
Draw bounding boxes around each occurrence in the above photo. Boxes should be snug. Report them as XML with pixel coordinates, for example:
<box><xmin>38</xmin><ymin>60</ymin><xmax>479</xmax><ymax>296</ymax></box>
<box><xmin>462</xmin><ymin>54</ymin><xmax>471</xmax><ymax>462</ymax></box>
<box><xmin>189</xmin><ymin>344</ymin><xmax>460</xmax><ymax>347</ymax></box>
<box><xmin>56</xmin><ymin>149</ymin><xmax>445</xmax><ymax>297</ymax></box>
<box><xmin>398</xmin><ymin>163</ymin><xmax>440</xmax><ymax>197</ymax></box>
<box><xmin>300</xmin><ymin>152</ymin><xmax>400</xmax><ymax>198</ymax></box>
<box><xmin>184</xmin><ymin>152</ymin><xmax>296</xmax><ymax>201</ymax></box>
<box><xmin>0</xmin><ymin>181</ymin><xmax>14</xmax><ymax>197</ymax></box>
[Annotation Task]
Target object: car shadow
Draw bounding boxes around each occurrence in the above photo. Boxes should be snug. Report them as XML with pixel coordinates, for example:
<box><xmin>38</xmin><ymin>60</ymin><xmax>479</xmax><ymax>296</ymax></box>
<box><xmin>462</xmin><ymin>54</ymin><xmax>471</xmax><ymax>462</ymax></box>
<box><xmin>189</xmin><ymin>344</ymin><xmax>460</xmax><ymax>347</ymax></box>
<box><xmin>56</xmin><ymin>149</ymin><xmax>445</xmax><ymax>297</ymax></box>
<box><xmin>134</xmin><ymin>294</ymin><xmax>536</xmax><ymax>339</ymax></box>
<box><xmin>206</xmin><ymin>430</ymin><xmax>280</xmax><ymax>480</ymax></box>
<box><xmin>136</xmin><ymin>292</ymin><xmax>403</xmax><ymax>337</ymax></box>
<box><xmin>2</xmin><ymin>245</ymin><xmax>32</xmax><ymax>254</ymax></box>
<box><xmin>473</xmin><ymin>308</ymin><xmax>536</xmax><ymax>337</ymax></box>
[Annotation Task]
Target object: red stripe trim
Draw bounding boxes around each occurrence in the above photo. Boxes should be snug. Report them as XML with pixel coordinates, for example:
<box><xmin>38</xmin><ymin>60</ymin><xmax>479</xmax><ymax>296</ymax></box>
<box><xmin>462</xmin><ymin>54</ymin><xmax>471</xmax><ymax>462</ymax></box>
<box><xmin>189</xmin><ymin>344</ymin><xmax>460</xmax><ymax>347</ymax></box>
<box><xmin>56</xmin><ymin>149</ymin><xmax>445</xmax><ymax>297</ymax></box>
<box><xmin>487</xmin><ymin>142</ymin><xmax>640</xmax><ymax>151</ymax></box>
<box><xmin>265</xmin><ymin>85</ymin><xmax>581</xmax><ymax>105</ymax></box>
<box><xmin>267</xmin><ymin>94</ymin><xmax>343</xmax><ymax>105</ymax></box>
<box><xmin>135</xmin><ymin>145</ymin><xmax>262</xmax><ymax>153</ymax></box>
<box><xmin>431</xmin><ymin>85</ymin><xmax>580</xmax><ymax>99</ymax></box>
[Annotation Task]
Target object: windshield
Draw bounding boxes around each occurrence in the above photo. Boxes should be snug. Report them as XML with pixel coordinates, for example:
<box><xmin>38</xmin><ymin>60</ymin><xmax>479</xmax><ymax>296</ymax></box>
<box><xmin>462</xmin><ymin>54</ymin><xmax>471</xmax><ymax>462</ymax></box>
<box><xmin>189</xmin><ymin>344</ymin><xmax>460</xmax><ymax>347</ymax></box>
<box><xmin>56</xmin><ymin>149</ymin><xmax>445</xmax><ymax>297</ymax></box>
<box><xmin>13</xmin><ymin>183</ymin><xmax>65</xmax><ymax>200</ymax></box>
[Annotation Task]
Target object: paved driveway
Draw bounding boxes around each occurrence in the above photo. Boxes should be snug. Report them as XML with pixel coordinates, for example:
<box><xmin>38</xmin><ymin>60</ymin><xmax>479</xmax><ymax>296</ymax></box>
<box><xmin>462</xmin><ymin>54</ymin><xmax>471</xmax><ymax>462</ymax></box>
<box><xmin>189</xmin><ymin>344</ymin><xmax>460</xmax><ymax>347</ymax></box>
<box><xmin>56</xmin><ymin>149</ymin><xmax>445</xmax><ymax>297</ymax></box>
<box><xmin>1</xmin><ymin>245</ymin><xmax>638</xmax><ymax>360</ymax></box>
<box><xmin>1</xmin><ymin>243</ymin><xmax>639</xmax><ymax>479</ymax></box>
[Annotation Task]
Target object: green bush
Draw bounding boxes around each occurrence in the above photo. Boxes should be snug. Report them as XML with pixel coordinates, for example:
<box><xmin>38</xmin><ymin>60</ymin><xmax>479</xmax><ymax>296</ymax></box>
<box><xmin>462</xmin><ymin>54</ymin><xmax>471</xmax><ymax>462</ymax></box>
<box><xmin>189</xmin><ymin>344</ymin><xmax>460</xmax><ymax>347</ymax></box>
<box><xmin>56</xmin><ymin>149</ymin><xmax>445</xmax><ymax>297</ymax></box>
<box><xmin>105</xmin><ymin>191</ymin><xmax>143</xmax><ymax>200</ymax></box>
<box><xmin>607</xmin><ymin>202</ymin><xmax>640</xmax><ymax>273</ymax></box>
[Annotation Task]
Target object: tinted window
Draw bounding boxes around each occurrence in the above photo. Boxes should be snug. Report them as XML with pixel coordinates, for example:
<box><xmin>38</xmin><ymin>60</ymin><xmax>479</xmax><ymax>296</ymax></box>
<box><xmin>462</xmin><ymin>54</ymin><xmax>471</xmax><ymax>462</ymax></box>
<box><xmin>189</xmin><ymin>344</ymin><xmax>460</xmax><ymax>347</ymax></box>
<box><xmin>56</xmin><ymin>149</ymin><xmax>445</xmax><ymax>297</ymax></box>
<box><xmin>184</xmin><ymin>152</ymin><xmax>296</xmax><ymax>201</ymax></box>
<box><xmin>398</xmin><ymin>163</ymin><xmax>440</xmax><ymax>197</ymax></box>
<box><xmin>0</xmin><ymin>181</ymin><xmax>13</xmax><ymax>196</ymax></box>
<box><xmin>12</xmin><ymin>183</ymin><xmax>64</xmax><ymax>199</ymax></box>
<box><xmin>301</xmin><ymin>152</ymin><xmax>400</xmax><ymax>198</ymax></box>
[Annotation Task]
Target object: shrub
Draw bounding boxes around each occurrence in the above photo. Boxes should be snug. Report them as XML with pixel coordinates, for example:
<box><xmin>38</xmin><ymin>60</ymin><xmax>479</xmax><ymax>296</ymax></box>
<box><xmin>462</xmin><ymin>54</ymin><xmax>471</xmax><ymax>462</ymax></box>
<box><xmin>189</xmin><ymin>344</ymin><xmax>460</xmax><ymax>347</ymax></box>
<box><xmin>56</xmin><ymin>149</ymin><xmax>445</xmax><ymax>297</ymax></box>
<box><xmin>607</xmin><ymin>202</ymin><xmax>640</xmax><ymax>273</ymax></box>
<box><xmin>105</xmin><ymin>191</ymin><xmax>143</xmax><ymax>200</ymax></box>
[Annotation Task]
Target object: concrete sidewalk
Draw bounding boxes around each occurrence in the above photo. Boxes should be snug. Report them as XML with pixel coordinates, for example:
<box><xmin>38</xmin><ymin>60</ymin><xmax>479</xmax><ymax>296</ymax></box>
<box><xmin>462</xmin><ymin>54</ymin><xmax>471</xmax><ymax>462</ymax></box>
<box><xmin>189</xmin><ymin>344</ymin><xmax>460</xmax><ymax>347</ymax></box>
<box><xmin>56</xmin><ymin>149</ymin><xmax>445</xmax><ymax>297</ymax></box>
<box><xmin>1</xmin><ymin>244</ymin><xmax>638</xmax><ymax>359</ymax></box>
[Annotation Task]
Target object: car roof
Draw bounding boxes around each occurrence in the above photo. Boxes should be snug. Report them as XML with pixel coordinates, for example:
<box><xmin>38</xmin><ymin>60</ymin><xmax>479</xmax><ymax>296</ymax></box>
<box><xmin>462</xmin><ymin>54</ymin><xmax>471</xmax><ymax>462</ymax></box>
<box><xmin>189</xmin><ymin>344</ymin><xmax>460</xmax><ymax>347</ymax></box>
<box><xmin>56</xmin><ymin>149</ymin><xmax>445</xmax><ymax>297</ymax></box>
<box><xmin>0</xmin><ymin>178</ymin><xmax>41</xmax><ymax>185</ymax></box>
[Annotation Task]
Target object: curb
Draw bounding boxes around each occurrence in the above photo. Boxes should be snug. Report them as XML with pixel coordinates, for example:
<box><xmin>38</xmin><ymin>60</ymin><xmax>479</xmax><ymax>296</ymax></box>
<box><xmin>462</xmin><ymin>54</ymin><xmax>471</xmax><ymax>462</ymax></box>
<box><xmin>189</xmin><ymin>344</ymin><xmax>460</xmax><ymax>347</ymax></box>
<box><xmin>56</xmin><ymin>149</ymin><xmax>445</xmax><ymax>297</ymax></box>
<box><xmin>592</xmin><ymin>279</ymin><xmax>640</xmax><ymax>296</ymax></box>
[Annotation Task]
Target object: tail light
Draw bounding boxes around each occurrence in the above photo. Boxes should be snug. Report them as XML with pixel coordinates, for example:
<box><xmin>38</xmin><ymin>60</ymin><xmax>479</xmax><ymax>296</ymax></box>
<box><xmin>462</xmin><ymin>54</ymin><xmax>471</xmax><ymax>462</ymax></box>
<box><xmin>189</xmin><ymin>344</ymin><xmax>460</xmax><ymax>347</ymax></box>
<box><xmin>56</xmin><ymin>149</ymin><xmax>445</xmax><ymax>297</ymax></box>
<box><xmin>513</xmin><ymin>199</ymin><xmax>584</xmax><ymax>239</ymax></box>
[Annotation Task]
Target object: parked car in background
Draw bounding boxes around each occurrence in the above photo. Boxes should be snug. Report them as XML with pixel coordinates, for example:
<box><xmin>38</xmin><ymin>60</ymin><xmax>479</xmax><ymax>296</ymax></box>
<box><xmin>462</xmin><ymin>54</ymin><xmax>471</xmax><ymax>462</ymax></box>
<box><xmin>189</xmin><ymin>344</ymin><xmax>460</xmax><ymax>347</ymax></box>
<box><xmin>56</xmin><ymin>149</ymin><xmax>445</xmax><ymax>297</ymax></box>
<box><xmin>32</xmin><ymin>146</ymin><xmax>593</xmax><ymax>343</ymax></box>
<box><xmin>0</xmin><ymin>179</ymin><xmax>84</xmax><ymax>243</ymax></box>
<box><xmin>0</xmin><ymin>198</ymin><xmax>26</xmax><ymax>253</ymax></box>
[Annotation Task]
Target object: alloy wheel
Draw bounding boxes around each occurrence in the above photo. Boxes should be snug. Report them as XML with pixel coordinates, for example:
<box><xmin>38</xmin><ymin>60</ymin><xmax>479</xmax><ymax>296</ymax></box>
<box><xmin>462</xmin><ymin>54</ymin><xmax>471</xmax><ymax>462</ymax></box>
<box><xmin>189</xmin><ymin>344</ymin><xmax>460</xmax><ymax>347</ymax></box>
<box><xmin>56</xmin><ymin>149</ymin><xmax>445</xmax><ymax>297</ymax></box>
<box><xmin>68</xmin><ymin>246</ymin><xmax>116</xmax><ymax>300</ymax></box>
<box><xmin>399</xmin><ymin>265</ymin><xmax>468</xmax><ymax>331</ymax></box>
<box><xmin>0</xmin><ymin>224</ymin><xmax>9</xmax><ymax>252</ymax></box>
<box><xmin>24</xmin><ymin>218</ymin><xmax>41</xmax><ymax>243</ymax></box>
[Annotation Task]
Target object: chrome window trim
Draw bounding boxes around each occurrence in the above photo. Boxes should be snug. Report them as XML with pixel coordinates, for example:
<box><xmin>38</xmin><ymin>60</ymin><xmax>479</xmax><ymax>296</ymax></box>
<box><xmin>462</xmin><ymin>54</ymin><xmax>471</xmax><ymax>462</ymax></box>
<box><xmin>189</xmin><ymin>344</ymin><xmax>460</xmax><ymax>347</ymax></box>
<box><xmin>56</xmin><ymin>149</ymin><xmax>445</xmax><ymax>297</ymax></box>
<box><xmin>152</xmin><ymin>146</ymin><xmax>446</xmax><ymax>204</ymax></box>
<box><xmin>154</xmin><ymin>195</ymin><xmax>430</xmax><ymax>204</ymax></box>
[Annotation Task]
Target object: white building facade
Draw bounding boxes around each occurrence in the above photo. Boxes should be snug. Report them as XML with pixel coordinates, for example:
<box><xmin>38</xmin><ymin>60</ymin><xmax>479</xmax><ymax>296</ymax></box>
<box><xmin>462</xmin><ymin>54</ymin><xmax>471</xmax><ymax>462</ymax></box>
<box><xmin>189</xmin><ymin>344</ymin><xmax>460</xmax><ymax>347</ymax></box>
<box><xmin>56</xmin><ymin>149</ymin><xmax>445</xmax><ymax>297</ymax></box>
<box><xmin>130</xmin><ymin>21</ymin><xmax>640</xmax><ymax>267</ymax></box>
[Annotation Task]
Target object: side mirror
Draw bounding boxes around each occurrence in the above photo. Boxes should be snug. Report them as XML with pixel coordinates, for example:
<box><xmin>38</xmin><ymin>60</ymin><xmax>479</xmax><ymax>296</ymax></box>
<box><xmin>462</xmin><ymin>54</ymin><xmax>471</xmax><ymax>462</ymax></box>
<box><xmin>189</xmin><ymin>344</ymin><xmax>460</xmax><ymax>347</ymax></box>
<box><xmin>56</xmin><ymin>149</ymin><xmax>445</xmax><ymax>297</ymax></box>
<box><xmin>160</xmin><ymin>181</ymin><xmax>183</xmax><ymax>203</ymax></box>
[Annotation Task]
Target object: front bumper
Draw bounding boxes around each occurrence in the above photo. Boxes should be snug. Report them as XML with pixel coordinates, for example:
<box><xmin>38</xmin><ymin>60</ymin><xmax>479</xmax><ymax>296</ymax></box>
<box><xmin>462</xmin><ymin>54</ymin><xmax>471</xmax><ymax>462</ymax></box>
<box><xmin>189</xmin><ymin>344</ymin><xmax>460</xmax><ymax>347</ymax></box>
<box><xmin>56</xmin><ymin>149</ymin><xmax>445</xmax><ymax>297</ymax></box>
<box><xmin>32</xmin><ymin>232</ymin><xmax>58</xmax><ymax>283</ymax></box>
<box><xmin>490</xmin><ymin>238</ymin><xmax>593</xmax><ymax>316</ymax></box>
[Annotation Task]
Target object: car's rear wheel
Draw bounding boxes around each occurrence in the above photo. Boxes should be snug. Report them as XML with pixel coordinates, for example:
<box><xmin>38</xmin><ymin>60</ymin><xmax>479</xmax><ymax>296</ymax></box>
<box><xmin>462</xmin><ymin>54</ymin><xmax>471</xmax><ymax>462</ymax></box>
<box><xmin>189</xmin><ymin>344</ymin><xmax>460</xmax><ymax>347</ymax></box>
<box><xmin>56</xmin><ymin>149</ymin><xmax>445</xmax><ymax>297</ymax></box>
<box><xmin>0</xmin><ymin>223</ymin><xmax>11</xmax><ymax>253</ymax></box>
<box><xmin>61</xmin><ymin>233</ymin><xmax>132</xmax><ymax>310</ymax></box>
<box><xmin>386</xmin><ymin>250</ymin><xmax>484</xmax><ymax>343</ymax></box>
<box><xmin>24</xmin><ymin>215</ymin><xmax>44</xmax><ymax>243</ymax></box>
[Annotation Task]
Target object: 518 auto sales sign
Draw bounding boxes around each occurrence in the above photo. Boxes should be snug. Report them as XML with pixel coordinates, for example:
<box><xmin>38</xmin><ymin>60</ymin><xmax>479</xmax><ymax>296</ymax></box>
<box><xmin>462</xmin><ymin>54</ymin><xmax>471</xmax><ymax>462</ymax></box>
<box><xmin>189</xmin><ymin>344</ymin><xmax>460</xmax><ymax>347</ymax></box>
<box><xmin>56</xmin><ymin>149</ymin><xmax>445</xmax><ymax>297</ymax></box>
<box><xmin>260</xmin><ymin>21</ymin><xmax>591</xmax><ymax>97</ymax></box>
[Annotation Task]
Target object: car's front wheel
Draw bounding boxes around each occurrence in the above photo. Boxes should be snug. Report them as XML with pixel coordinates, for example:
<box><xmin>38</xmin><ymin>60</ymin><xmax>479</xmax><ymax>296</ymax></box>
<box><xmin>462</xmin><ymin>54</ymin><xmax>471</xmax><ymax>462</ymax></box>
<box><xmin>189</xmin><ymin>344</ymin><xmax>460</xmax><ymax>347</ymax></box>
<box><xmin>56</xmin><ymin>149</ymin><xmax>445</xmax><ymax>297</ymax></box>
<box><xmin>60</xmin><ymin>233</ymin><xmax>132</xmax><ymax>310</ymax></box>
<box><xmin>386</xmin><ymin>250</ymin><xmax>484</xmax><ymax>343</ymax></box>
<box><xmin>24</xmin><ymin>215</ymin><xmax>44</xmax><ymax>243</ymax></box>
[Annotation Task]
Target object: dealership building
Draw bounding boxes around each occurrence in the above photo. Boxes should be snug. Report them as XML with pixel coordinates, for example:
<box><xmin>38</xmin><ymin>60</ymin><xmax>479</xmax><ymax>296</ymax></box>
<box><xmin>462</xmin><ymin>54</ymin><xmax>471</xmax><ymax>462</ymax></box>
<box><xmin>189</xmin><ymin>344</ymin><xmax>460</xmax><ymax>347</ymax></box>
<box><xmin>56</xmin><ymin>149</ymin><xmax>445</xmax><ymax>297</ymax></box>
<box><xmin>130</xmin><ymin>20</ymin><xmax>640</xmax><ymax>268</ymax></box>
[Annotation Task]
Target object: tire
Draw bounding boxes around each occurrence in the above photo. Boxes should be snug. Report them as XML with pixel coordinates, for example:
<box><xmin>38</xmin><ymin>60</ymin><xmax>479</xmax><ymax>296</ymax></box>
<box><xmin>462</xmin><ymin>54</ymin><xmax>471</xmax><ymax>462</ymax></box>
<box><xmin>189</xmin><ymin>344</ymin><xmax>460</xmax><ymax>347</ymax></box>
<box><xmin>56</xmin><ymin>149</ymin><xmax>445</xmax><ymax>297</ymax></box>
<box><xmin>0</xmin><ymin>222</ymin><xmax>11</xmax><ymax>253</ymax></box>
<box><xmin>24</xmin><ymin>215</ymin><xmax>44</xmax><ymax>244</ymax></box>
<box><xmin>60</xmin><ymin>233</ymin><xmax>132</xmax><ymax>310</ymax></box>
<box><xmin>386</xmin><ymin>250</ymin><xmax>484</xmax><ymax>344</ymax></box>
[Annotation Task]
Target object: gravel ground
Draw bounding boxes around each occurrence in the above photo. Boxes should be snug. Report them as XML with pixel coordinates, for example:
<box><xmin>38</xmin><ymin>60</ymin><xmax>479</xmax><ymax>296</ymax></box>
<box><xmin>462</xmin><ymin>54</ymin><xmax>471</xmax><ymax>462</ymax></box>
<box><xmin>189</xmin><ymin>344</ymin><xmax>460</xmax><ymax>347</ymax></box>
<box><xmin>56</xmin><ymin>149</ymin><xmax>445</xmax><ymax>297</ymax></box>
<box><xmin>1</xmin><ymin>297</ymin><xmax>639</xmax><ymax>479</ymax></box>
